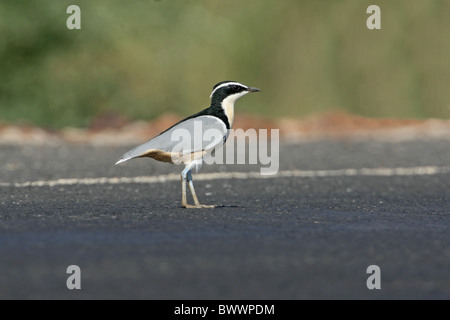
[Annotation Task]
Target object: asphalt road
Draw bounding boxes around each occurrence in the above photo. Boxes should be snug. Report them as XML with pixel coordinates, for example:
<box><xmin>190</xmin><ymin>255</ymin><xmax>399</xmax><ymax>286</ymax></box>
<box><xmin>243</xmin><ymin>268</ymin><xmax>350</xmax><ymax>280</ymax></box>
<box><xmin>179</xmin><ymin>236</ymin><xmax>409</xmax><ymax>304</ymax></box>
<box><xmin>0</xmin><ymin>138</ymin><xmax>449</xmax><ymax>299</ymax></box>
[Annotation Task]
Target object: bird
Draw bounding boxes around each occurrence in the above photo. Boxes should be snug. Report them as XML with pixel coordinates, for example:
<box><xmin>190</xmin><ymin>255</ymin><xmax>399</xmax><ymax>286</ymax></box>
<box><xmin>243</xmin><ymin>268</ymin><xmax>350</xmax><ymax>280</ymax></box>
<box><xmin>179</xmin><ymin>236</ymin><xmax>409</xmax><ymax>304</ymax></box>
<box><xmin>115</xmin><ymin>80</ymin><xmax>260</xmax><ymax>208</ymax></box>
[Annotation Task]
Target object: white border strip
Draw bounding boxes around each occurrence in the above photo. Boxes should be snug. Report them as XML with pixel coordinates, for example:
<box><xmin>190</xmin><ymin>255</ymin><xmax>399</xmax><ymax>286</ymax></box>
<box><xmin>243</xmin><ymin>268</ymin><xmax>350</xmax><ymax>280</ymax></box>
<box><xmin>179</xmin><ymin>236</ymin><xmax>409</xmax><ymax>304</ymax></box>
<box><xmin>1</xmin><ymin>166</ymin><xmax>449</xmax><ymax>188</ymax></box>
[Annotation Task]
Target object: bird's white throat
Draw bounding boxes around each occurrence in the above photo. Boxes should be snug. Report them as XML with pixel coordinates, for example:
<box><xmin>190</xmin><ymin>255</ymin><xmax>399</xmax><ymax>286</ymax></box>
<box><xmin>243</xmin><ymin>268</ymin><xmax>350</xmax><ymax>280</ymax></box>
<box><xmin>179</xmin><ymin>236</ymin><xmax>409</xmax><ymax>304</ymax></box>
<box><xmin>220</xmin><ymin>91</ymin><xmax>249</xmax><ymax>127</ymax></box>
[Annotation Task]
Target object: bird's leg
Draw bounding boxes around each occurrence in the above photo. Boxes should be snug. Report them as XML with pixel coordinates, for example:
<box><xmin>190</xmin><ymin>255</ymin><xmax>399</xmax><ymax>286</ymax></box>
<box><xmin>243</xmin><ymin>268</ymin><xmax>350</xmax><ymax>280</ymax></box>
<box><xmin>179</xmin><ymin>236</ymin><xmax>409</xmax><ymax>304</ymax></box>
<box><xmin>181</xmin><ymin>170</ymin><xmax>188</xmax><ymax>208</ymax></box>
<box><xmin>186</xmin><ymin>170</ymin><xmax>215</xmax><ymax>209</ymax></box>
<box><xmin>187</xmin><ymin>170</ymin><xmax>201</xmax><ymax>206</ymax></box>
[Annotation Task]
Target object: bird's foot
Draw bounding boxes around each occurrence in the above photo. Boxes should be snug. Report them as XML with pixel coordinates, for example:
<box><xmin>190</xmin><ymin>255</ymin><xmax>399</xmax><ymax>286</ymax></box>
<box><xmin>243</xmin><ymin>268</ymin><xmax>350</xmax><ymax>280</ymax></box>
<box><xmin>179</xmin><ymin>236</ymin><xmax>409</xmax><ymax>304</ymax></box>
<box><xmin>183</xmin><ymin>204</ymin><xmax>216</xmax><ymax>209</ymax></box>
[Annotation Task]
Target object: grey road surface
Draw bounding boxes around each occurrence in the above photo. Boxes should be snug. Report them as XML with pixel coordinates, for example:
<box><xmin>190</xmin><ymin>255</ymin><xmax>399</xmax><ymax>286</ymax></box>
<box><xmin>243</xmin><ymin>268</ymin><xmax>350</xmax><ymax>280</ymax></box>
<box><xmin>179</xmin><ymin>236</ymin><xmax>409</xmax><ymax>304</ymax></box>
<box><xmin>0</xmin><ymin>138</ymin><xmax>449</xmax><ymax>299</ymax></box>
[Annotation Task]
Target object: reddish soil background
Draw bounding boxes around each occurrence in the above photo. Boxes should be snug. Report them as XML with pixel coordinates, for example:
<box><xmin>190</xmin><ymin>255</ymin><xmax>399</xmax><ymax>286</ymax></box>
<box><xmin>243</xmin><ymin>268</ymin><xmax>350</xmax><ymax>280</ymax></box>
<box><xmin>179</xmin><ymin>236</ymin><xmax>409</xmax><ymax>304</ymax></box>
<box><xmin>0</xmin><ymin>111</ymin><xmax>449</xmax><ymax>145</ymax></box>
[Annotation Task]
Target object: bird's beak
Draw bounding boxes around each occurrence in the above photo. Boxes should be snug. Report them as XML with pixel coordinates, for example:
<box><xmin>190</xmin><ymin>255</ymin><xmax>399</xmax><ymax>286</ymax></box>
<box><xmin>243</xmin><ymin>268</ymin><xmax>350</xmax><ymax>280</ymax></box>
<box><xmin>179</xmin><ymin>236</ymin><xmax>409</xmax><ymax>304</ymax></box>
<box><xmin>247</xmin><ymin>87</ymin><xmax>260</xmax><ymax>93</ymax></box>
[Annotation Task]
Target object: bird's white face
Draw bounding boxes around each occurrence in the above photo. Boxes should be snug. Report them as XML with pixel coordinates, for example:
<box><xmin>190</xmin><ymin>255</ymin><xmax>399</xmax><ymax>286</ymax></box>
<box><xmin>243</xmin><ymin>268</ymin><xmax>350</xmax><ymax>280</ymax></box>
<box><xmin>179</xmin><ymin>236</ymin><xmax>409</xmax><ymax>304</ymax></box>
<box><xmin>220</xmin><ymin>91</ymin><xmax>249</xmax><ymax>127</ymax></box>
<box><xmin>209</xmin><ymin>81</ymin><xmax>260</xmax><ymax>128</ymax></box>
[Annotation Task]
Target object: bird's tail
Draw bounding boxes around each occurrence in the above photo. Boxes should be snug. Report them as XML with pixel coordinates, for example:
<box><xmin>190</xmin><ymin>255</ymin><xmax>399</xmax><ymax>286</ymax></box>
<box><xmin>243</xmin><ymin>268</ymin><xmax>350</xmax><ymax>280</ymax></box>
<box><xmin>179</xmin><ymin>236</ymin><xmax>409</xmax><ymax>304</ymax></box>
<box><xmin>115</xmin><ymin>156</ymin><xmax>132</xmax><ymax>165</ymax></box>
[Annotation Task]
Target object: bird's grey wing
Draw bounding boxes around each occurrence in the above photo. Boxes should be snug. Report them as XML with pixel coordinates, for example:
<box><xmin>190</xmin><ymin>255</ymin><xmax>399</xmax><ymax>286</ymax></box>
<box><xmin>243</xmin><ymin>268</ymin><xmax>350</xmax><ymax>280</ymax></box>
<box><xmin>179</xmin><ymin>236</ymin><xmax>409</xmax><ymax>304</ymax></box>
<box><xmin>115</xmin><ymin>115</ymin><xmax>228</xmax><ymax>164</ymax></box>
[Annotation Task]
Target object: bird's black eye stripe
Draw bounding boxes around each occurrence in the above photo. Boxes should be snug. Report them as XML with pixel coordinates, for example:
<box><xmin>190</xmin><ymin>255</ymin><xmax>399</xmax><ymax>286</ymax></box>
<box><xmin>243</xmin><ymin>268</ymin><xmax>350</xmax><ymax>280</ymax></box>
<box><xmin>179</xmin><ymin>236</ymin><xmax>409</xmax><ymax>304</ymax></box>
<box><xmin>230</xmin><ymin>85</ymin><xmax>243</xmax><ymax>92</ymax></box>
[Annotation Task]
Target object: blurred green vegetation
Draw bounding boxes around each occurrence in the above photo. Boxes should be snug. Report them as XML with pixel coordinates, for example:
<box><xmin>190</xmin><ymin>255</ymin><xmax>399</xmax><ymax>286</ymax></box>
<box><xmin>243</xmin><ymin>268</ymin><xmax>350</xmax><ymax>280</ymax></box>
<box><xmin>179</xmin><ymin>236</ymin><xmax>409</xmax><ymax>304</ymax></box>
<box><xmin>0</xmin><ymin>0</ymin><xmax>449</xmax><ymax>128</ymax></box>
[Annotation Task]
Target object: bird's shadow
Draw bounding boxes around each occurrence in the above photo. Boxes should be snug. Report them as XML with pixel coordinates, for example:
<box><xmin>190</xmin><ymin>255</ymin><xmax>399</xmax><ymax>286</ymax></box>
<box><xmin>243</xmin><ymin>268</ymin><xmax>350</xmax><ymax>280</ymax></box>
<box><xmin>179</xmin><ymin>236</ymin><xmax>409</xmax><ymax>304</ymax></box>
<box><xmin>213</xmin><ymin>204</ymin><xmax>242</xmax><ymax>209</ymax></box>
<box><xmin>177</xmin><ymin>205</ymin><xmax>243</xmax><ymax>209</ymax></box>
